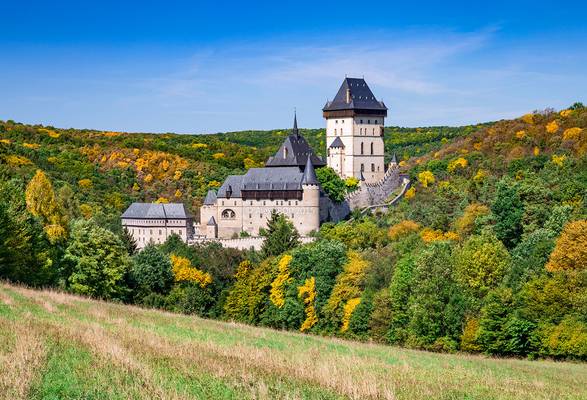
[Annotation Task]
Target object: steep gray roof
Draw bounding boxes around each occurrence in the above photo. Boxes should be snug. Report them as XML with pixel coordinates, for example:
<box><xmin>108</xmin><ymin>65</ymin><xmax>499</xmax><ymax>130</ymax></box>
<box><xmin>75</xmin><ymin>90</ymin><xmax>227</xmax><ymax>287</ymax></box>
<box><xmin>301</xmin><ymin>156</ymin><xmax>319</xmax><ymax>185</ymax></box>
<box><xmin>203</xmin><ymin>190</ymin><xmax>217</xmax><ymax>205</ymax></box>
<box><xmin>121</xmin><ymin>203</ymin><xmax>193</xmax><ymax>219</ymax></box>
<box><xmin>242</xmin><ymin>167</ymin><xmax>304</xmax><ymax>191</ymax></box>
<box><xmin>207</xmin><ymin>216</ymin><xmax>217</xmax><ymax>226</ymax></box>
<box><xmin>391</xmin><ymin>152</ymin><xmax>398</xmax><ymax>164</ymax></box>
<box><xmin>323</xmin><ymin>78</ymin><xmax>387</xmax><ymax>113</ymax></box>
<box><xmin>329</xmin><ymin>137</ymin><xmax>345</xmax><ymax>148</ymax></box>
<box><xmin>216</xmin><ymin>175</ymin><xmax>244</xmax><ymax>198</ymax></box>
<box><xmin>265</xmin><ymin>114</ymin><xmax>326</xmax><ymax>168</ymax></box>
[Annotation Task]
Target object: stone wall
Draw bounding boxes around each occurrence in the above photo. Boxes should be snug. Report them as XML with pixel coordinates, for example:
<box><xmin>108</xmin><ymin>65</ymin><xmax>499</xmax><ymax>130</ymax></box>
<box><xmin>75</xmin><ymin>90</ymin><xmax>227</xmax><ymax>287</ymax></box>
<box><xmin>189</xmin><ymin>236</ymin><xmax>316</xmax><ymax>251</ymax></box>
<box><xmin>345</xmin><ymin>163</ymin><xmax>401</xmax><ymax>210</ymax></box>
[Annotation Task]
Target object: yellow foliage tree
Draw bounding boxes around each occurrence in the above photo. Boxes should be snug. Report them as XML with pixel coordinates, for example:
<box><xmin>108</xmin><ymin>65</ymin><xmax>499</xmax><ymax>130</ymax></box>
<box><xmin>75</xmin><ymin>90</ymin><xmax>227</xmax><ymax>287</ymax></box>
<box><xmin>170</xmin><ymin>255</ymin><xmax>212</xmax><ymax>287</ymax></box>
<box><xmin>560</xmin><ymin>109</ymin><xmax>573</xmax><ymax>117</ymax></box>
<box><xmin>404</xmin><ymin>187</ymin><xmax>416</xmax><ymax>200</ymax></box>
<box><xmin>144</xmin><ymin>173</ymin><xmax>153</xmax><ymax>183</ymax></box>
<box><xmin>23</xmin><ymin>143</ymin><xmax>41</xmax><ymax>149</ymax></box>
<box><xmin>460</xmin><ymin>317</ymin><xmax>481</xmax><ymax>352</ymax></box>
<box><xmin>521</xmin><ymin>114</ymin><xmax>534</xmax><ymax>124</ymax></box>
<box><xmin>4</xmin><ymin>155</ymin><xmax>32</xmax><ymax>166</ymax></box>
<box><xmin>546</xmin><ymin>120</ymin><xmax>559</xmax><ymax>133</ymax></box>
<box><xmin>420</xmin><ymin>228</ymin><xmax>459</xmax><ymax>242</ymax></box>
<box><xmin>174</xmin><ymin>190</ymin><xmax>182</xmax><ymax>198</ymax></box>
<box><xmin>546</xmin><ymin>220</ymin><xmax>587</xmax><ymax>272</ymax></box>
<box><xmin>473</xmin><ymin>169</ymin><xmax>488</xmax><ymax>183</ymax></box>
<box><xmin>515</xmin><ymin>130</ymin><xmax>526</xmax><ymax>139</ymax></box>
<box><xmin>269</xmin><ymin>254</ymin><xmax>292</xmax><ymax>308</ymax></box>
<box><xmin>79</xmin><ymin>204</ymin><xmax>93</xmax><ymax>219</ymax></box>
<box><xmin>212</xmin><ymin>152</ymin><xmax>225</xmax><ymax>159</ymax></box>
<box><xmin>563</xmin><ymin>127</ymin><xmax>582</xmax><ymax>141</ymax></box>
<box><xmin>155</xmin><ymin>197</ymin><xmax>169</xmax><ymax>204</ymax></box>
<box><xmin>173</xmin><ymin>170</ymin><xmax>182</xmax><ymax>180</ymax></box>
<box><xmin>298</xmin><ymin>277</ymin><xmax>318</xmax><ymax>332</ymax></box>
<box><xmin>551</xmin><ymin>154</ymin><xmax>567</xmax><ymax>167</ymax></box>
<box><xmin>78</xmin><ymin>179</ymin><xmax>92</xmax><ymax>188</ymax></box>
<box><xmin>455</xmin><ymin>203</ymin><xmax>490</xmax><ymax>235</ymax></box>
<box><xmin>340</xmin><ymin>297</ymin><xmax>361</xmax><ymax>333</ymax></box>
<box><xmin>418</xmin><ymin>170</ymin><xmax>435</xmax><ymax>188</ymax></box>
<box><xmin>448</xmin><ymin>157</ymin><xmax>468</xmax><ymax>173</ymax></box>
<box><xmin>324</xmin><ymin>251</ymin><xmax>368</xmax><ymax>331</ymax></box>
<box><xmin>388</xmin><ymin>220</ymin><xmax>421</xmax><ymax>240</ymax></box>
<box><xmin>25</xmin><ymin>170</ymin><xmax>66</xmax><ymax>242</ymax></box>
<box><xmin>533</xmin><ymin>147</ymin><xmax>540</xmax><ymax>156</ymax></box>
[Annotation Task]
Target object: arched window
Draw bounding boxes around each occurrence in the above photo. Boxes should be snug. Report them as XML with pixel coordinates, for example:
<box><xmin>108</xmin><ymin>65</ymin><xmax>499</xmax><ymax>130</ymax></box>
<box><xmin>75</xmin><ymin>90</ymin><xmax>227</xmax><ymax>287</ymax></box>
<box><xmin>370</xmin><ymin>142</ymin><xmax>374</xmax><ymax>155</ymax></box>
<box><xmin>360</xmin><ymin>142</ymin><xmax>364</xmax><ymax>155</ymax></box>
<box><xmin>221</xmin><ymin>209</ymin><xmax>236</xmax><ymax>219</ymax></box>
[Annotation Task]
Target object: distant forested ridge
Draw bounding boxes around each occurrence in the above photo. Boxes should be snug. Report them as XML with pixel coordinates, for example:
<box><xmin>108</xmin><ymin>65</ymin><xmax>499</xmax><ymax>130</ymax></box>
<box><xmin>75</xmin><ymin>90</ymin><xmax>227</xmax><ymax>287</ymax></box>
<box><xmin>1</xmin><ymin>104</ymin><xmax>586</xmax><ymax>360</ymax></box>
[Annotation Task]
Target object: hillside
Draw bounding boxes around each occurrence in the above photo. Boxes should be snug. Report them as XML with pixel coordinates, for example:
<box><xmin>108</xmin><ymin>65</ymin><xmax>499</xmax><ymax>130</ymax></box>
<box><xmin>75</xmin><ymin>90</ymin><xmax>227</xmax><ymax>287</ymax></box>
<box><xmin>1</xmin><ymin>104</ymin><xmax>586</xmax><ymax>366</ymax></box>
<box><xmin>0</xmin><ymin>119</ymin><xmax>481</xmax><ymax>230</ymax></box>
<box><xmin>1</xmin><ymin>282</ymin><xmax>586</xmax><ymax>400</ymax></box>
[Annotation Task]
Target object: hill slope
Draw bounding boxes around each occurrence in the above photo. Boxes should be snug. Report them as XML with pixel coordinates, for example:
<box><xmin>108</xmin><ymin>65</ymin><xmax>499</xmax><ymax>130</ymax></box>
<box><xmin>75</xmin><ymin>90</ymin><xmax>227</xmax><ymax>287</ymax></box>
<box><xmin>1</xmin><ymin>282</ymin><xmax>586</xmax><ymax>400</ymax></box>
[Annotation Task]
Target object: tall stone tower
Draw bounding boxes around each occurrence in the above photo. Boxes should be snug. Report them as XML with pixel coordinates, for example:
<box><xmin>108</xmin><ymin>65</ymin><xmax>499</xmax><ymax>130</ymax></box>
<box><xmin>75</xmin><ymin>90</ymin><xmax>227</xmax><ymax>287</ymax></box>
<box><xmin>323</xmin><ymin>78</ymin><xmax>388</xmax><ymax>183</ymax></box>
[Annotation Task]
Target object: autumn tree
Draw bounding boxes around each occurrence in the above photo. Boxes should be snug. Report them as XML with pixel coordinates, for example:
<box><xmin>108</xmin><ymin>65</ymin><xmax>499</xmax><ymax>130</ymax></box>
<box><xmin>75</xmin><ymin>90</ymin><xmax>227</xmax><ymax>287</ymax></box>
<box><xmin>25</xmin><ymin>170</ymin><xmax>66</xmax><ymax>243</ymax></box>
<box><xmin>546</xmin><ymin>220</ymin><xmax>587</xmax><ymax>272</ymax></box>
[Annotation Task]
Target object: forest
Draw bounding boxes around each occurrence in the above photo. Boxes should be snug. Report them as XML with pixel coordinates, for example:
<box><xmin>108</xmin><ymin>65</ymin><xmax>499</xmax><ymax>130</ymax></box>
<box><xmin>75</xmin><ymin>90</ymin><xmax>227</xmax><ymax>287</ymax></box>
<box><xmin>1</xmin><ymin>104</ymin><xmax>586</xmax><ymax>360</ymax></box>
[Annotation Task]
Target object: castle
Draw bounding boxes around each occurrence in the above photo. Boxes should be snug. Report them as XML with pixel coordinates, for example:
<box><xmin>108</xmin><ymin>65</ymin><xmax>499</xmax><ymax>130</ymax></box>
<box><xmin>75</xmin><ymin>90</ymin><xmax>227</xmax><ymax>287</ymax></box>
<box><xmin>197</xmin><ymin>77</ymin><xmax>398</xmax><ymax>239</ymax></box>
<box><xmin>122</xmin><ymin>77</ymin><xmax>405</xmax><ymax>246</ymax></box>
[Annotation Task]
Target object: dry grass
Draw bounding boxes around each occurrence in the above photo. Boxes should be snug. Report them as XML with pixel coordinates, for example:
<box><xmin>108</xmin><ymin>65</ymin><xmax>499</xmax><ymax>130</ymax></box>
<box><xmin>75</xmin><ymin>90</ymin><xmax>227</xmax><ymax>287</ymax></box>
<box><xmin>0</xmin><ymin>320</ymin><xmax>46</xmax><ymax>400</ymax></box>
<box><xmin>1</xmin><ymin>283</ymin><xmax>586</xmax><ymax>400</ymax></box>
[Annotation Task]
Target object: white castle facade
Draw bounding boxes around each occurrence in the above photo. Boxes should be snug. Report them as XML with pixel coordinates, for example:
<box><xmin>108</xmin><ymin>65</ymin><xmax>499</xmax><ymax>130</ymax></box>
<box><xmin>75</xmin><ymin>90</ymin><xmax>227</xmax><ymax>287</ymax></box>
<box><xmin>122</xmin><ymin>78</ymin><xmax>404</xmax><ymax>245</ymax></box>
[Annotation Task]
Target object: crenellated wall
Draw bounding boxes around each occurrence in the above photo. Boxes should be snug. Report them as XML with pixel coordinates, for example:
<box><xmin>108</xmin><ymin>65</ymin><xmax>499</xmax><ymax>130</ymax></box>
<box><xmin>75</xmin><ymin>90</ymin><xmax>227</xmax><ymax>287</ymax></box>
<box><xmin>345</xmin><ymin>163</ymin><xmax>402</xmax><ymax>210</ymax></box>
<box><xmin>189</xmin><ymin>236</ymin><xmax>316</xmax><ymax>251</ymax></box>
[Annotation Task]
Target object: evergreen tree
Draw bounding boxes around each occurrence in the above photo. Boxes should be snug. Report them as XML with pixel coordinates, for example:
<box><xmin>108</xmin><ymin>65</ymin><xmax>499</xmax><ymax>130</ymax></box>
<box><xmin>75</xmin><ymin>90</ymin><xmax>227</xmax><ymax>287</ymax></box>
<box><xmin>491</xmin><ymin>178</ymin><xmax>524</xmax><ymax>248</ymax></box>
<box><xmin>121</xmin><ymin>227</ymin><xmax>138</xmax><ymax>256</ymax></box>
<box><xmin>260</xmin><ymin>211</ymin><xmax>300</xmax><ymax>257</ymax></box>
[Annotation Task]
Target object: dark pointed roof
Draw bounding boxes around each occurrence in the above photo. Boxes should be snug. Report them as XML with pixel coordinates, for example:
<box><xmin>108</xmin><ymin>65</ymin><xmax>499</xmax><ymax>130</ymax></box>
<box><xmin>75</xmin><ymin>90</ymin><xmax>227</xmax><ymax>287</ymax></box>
<box><xmin>329</xmin><ymin>137</ymin><xmax>345</xmax><ymax>149</ymax></box>
<box><xmin>323</xmin><ymin>78</ymin><xmax>387</xmax><ymax>115</ymax></box>
<box><xmin>391</xmin><ymin>153</ymin><xmax>398</xmax><ymax>164</ymax></box>
<box><xmin>265</xmin><ymin>114</ymin><xmax>326</xmax><ymax>168</ymax></box>
<box><xmin>301</xmin><ymin>156</ymin><xmax>319</xmax><ymax>185</ymax></box>
<box><xmin>203</xmin><ymin>190</ymin><xmax>217</xmax><ymax>205</ymax></box>
<box><xmin>207</xmin><ymin>216</ymin><xmax>217</xmax><ymax>226</ymax></box>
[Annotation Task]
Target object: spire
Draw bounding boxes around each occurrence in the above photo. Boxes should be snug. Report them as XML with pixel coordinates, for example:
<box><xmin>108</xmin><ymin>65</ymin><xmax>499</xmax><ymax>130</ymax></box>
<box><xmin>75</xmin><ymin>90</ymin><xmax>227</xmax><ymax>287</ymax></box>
<box><xmin>302</xmin><ymin>156</ymin><xmax>319</xmax><ymax>185</ymax></box>
<box><xmin>292</xmin><ymin>111</ymin><xmax>299</xmax><ymax>137</ymax></box>
<box><xmin>391</xmin><ymin>152</ymin><xmax>398</xmax><ymax>164</ymax></box>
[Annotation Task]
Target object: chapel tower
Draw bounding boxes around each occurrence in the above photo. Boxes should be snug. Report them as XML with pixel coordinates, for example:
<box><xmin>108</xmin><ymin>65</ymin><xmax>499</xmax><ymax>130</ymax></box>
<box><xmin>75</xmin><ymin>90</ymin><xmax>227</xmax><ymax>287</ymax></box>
<box><xmin>323</xmin><ymin>78</ymin><xmax>387</xmax><ymax>183</ymax></box>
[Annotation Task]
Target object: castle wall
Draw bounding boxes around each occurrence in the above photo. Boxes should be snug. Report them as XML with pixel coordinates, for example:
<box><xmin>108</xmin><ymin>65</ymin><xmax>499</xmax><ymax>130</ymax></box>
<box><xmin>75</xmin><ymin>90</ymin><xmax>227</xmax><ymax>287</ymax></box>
<box><xmin>202</xmin><ymin>185</ymin><xmax>321</xmax><ymax>239</ymax></box>
<box><xmin>122</xmin><ymin>218</ymin><xmax>191</xmax><ymax>249</ymax></box>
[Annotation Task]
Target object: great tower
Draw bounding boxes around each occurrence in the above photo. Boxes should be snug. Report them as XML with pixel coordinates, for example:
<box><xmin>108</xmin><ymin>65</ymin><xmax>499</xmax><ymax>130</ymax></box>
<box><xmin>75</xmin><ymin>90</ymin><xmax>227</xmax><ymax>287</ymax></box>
<box><xmin>323</xmin><ymin>78</ymin><xmax>387</xmax><ymax>183</ymax></box>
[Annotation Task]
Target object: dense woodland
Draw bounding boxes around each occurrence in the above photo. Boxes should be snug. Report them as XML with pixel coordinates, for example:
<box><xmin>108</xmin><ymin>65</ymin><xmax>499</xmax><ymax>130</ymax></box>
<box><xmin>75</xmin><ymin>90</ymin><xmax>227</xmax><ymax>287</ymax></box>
<box><xmin>1</xmin><ymin>105</ymin><xmax>586</xmax><ymax>360</ymax></box>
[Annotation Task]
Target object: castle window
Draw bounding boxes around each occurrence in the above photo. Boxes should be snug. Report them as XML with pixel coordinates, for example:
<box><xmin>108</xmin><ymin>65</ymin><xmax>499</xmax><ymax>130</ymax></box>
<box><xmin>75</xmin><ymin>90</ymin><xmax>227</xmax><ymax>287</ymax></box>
<box><xmin>373</xmin><ymin>128</ymin><xmax>375</xmax><ymax>135</ymax></box>
<box><xmin>234</xmin><ymin>201</ymin><xmax>237</xmax><ymax>206</ymax></box>
<box><xmin>221</xmin><ymin>209</ymin><xmax>236</xmax><ymax>219</ymax></box>
<box><xmin>371</xmin><ymin>163</ymin><xmax>375</xmax><ymax>172</ymax></box>
<box><xmin>335</xmin><ymin>120</ymin><xmax>338</xmax><ymax>124</ymax></box>
<box><xmin>375</xmin><ymin>120</ymin><xmax>378</xmax><ymax>124</ymax></box>
<box><xmin>360</xmin><ymin>142</ymin><xmax>364</xmax><ymax>155</ymax></box>
<box><xmin>360</xmin><ymin>119</ymin><xmax>363</xmax><ymax>124</ymax></box>
<box><xmin>370</xmin><ymin>142</ymin><xmax>374</xmax><ymax>155</ymax></box>
<box><xmin>361</xmin><ymin>163</ymin><xmax>364</xmax><ymax>172</ymax></box>
<box><xmin>249</xmin><ymin>214</ymin><xmax>252</xmax><ymax>218</ymax></box>
<box><xmin>368</xmin><ymin>119</ymin><xmax>371</xmax><ymax>124</ymax></box>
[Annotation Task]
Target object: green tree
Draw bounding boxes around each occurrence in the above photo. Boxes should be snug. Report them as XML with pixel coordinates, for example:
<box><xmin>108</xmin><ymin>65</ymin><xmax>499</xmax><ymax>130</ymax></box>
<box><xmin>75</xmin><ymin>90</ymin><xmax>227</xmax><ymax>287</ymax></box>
<box><xmin>386</xmin><ymin>254</ymin><xmax>417</xmax><ymax>344</ymax></box>
<box><xmin>407</xmin><ymin>242</ymin><xmax>466</xmax><ymax>350</ymax></box>
<box><xmin>132</xmin><ymin>244</ymin><xmax>173</xmax><ymax>296</ymax></box>
<box><xmin>63</xmin><ymin>219</ymin><xmax>131</xmax><ymax>299</ymax></box>
<box><xmin>455</xmin><ymin>233</ymin><xmax>511</xmax><ymax>298</ymax></box>
<box><xmin>260</xmin><ymin>211</ymin><xmax>300</xmax><ymax>257</ymax></box>
<box><xmin>491</xmin><ymin>178</ymin><xmax>524</xmax><ymax>248</ymax></box>
<box><xmin>316</xmin><ymin>167</ymin><xmax>348</xmax><ymax>202</ymax></box>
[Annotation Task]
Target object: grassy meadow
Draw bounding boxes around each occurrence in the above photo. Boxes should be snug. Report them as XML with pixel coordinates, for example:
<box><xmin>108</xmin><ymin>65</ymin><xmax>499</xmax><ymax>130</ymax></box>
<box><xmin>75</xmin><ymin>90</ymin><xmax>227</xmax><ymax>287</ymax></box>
<box><xmin>1</xmin><ymin>282</ymin><xmax>586</xmax><ymax>400</ymax></box>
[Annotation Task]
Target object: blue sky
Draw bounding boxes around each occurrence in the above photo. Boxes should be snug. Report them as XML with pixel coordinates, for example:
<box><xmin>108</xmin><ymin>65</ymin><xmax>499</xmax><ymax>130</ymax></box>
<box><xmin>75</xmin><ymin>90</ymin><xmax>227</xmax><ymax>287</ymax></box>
<box><xmin>1</xmin><ymin>1</ymin><xmax>586</xmax><ymax>133</ymax></box>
